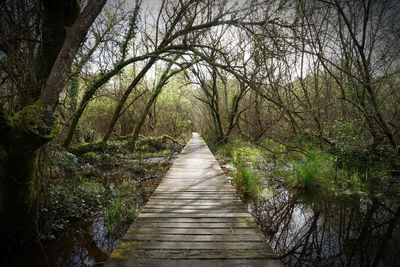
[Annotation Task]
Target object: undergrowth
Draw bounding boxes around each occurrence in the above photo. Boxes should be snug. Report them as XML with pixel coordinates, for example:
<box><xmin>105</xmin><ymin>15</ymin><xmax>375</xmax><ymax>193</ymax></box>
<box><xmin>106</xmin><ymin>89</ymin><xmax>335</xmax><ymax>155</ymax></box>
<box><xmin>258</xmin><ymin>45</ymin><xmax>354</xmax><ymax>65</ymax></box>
<box><xmin>210</xmin><ymin>137</ymin><xmax>396</xmax><ymax>204</ymax></box>
<box><xmin>37</xmin><ymin>136</ymin><xmax>176</xmax><ymax>241</ymax></box>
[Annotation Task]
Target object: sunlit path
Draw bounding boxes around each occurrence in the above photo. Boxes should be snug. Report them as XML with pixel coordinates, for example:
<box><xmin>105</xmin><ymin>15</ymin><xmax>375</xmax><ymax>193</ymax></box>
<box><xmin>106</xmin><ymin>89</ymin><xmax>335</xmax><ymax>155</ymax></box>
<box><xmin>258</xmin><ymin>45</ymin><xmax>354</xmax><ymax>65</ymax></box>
<box><xmin>105</xmin><ymin>133</ymin><xmax>282</xmax><ymax>266</ymax></box>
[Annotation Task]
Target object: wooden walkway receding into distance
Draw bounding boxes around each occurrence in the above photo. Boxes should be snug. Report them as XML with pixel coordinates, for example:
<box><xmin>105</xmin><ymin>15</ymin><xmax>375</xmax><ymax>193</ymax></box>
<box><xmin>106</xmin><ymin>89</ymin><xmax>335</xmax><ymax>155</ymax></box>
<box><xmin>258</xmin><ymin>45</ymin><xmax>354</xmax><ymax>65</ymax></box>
<box><xmin>105</xmin><ymin>133</ymin><xmax>282</xmax><ymax>266</ymax></box>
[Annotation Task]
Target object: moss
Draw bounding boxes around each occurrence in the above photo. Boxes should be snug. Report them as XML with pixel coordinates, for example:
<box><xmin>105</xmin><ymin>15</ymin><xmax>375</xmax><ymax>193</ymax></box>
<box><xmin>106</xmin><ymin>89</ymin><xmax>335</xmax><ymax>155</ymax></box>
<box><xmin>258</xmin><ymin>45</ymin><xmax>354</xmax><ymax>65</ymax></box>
<box><xmin>109</xmin><ymin>241</ymin><xmax>142</xmax><ymax>259</ymax></box>
<box><xmin>10</xmin><ymin>101</ymin><xmax>60</xmax><ymax>139</ymax></box>
<box><xmin>118</xmin><ymin>241</ymin><xmax>141</xmax><ymax>249</ymax></box>
<box><xmin>235</xmin><ymin>217</ymin><xmax>253</xmax><ymax>223</ymax></box>
<box><xmin>109</xmin><ymin>248</ymin><xmax>129</xmax><ymax>259</ymax></box>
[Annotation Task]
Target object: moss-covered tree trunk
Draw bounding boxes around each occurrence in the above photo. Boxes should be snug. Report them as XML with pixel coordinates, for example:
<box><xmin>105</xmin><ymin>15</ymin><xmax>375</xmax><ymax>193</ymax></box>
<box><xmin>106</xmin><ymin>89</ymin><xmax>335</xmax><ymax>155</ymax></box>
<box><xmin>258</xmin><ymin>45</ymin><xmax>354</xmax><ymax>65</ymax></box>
<box><xmin>0</xmin><ymin>0</ymin><xmax>107</xmax><ymax>253</ymax></box>
<box><xmin>0</xmin><ymin>105</ymin><xmax>57</xmax><ymax>253</ymax></box>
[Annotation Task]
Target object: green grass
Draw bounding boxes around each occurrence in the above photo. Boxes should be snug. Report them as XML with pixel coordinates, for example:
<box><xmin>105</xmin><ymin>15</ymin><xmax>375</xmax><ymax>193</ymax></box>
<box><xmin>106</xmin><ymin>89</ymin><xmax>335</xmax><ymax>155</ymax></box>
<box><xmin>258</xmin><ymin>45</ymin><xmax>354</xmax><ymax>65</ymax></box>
<box><xmin>211</xmin><ymin>137</ymin><xmax>393</xmax><ymax>203</ymax></box>
<box><xmin>105</xmin><ymin>196</ymin><xmax>123</xmax><ymax>233</ymax></box>
<box><xmin>232</xmin><ymin>154</ymin><xmax>260</xmax><ymax>202</ymax></box>
<box><xmin>105</xmin><ymin>194</ymin><xmax>136</xmax><ymax>234</ymax></box>
<box><xmin>290</xmin><ymin>150</ymin><xmax>335</xmax><ymax>191</ymax></box>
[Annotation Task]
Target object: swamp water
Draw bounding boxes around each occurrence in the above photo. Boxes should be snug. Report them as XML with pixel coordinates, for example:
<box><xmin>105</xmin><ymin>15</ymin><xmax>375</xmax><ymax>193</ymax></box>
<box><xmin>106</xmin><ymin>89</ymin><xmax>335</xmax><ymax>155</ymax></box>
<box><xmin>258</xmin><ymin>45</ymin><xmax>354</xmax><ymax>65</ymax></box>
<box><xmin>252</xmin><ymin>185</ymin><xmax>400</xmax><ymax>266</ymax></box>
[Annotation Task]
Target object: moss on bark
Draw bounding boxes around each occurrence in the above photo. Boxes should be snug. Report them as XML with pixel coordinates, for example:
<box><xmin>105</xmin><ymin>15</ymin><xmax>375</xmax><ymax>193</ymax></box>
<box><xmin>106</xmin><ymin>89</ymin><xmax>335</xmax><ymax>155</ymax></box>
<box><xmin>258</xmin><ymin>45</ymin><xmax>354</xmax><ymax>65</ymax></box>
<box><xmin>0</xmin><ymin>103</ymin><xmax>58</xmax><ymax>253</ymax></box>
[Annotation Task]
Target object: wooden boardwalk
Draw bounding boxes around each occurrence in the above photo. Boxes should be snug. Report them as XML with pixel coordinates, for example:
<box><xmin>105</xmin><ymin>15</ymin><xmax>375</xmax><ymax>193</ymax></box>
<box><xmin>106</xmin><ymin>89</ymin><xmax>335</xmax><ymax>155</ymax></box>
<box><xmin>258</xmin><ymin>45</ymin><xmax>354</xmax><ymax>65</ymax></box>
<box><xmin>105</xmin><ymin>133</ymin><xmax>282</xmax><ymax>266</ymax></box>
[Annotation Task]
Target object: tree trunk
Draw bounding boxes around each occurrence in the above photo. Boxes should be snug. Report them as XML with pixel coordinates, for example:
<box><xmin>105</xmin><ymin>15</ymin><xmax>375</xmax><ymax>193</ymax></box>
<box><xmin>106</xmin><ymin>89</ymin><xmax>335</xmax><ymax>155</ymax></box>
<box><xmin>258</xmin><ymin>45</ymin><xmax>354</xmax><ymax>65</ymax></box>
<box><xmin>101</xmin><ymin>58</ymin><xmax>157</xmax><ymax>150</ymax></box>
<box><xmin>128</xmin><ymin>60</ymin><xmax>179</xmax><ymax>147</ymax></box>
<box><xmin>0</xmin><ymin>105</ymin><xmax>56</xmax><ymax>253</ymax></box>
<box><xmin>0</xmin><ymin>0</ymin><xmax>107</xmax><ymax>252</ymax></box>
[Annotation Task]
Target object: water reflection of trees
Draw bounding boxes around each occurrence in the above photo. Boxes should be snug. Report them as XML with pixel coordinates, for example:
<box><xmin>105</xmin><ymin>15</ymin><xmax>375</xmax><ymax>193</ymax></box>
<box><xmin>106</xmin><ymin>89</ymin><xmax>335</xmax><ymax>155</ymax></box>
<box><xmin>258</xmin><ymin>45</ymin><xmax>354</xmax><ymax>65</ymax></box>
<box><xmin>253</xmin><ymin>189</ymin><xmax>400</xmax><ymax>266</ymax></box>
<box><xmin>43</xmin><ymin>216</ymin><xmax>118</xmax><ymax>267</ymax></box>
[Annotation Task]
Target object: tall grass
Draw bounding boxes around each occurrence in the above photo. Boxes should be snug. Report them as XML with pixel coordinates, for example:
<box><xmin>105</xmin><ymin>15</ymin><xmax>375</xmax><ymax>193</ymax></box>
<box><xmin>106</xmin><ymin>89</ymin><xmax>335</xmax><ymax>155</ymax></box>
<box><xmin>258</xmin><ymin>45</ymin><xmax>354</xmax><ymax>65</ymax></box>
<box><xmin>286</xmin><ymin>150</ymin><xmax>336</xmax><ymax>193</ymax></box>
<box><xmin>212</xmin><ymin>138</ymin><xmax>383</xmax><ymax>201</ymax></box>
<box><xmin>232</xmin><ymin>154</ymin><xmax>260</xmax><ymax>202</ymax></box>
<box><xmin>105</xmin><ymin>195</ymin><xmax>136</xmax><ymax>233</ymax></box>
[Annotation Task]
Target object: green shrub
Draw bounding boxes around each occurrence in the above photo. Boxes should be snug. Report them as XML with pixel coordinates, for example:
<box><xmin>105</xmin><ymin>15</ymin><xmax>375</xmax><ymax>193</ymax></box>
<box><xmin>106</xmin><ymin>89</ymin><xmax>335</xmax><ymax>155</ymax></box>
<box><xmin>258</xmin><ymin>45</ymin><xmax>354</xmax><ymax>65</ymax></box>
<box><xmin>50</xmin><ymin>149</ymin><xmax>80</xmax><ymax>174</ymax></box>
<box><xmin>39</xmin><ymin>178</ymin><xmax>108</xmax><ymax>240</ymax></box>
<box><xmin>83</xmin><ymin>151</ymin><xmax>102</xmax><ymax>162</ymax></box>
<box><xmin>136</xmin><ymin>136</ymin><xmax>167</xmax><ymax>152</ymax></box>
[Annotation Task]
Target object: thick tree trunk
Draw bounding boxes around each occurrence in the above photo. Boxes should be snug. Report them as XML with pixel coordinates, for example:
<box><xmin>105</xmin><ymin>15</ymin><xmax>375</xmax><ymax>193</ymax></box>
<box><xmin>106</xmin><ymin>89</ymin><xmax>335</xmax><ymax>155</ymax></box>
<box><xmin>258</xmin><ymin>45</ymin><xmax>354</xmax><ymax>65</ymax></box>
<box><xmin>0</xmin><ymin>0</ymin><xmax>107</xmax><ymax>253</ymax></box>
<box><xmin>0</xmin><ymin>105</ymin><xmax>56</xmax><ymax>253</ymax></box>
<box><xmin>41</xmin><ymin>0</ymin><xmax>107</xmax><ymax>111</ymax></box>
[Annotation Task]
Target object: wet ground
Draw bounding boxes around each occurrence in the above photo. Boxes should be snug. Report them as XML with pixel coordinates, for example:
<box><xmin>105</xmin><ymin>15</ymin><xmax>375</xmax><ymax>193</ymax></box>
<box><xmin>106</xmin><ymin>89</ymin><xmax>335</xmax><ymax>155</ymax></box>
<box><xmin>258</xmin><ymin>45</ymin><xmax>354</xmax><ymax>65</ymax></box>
<box><xmin>217</xmin><ymin>156</ymin><xmax>400</xmax><ymax>267</ymax></box>
<box><xmin>7</xmin><ymin>156</ymin><xmax>174</xmax><ymax>267</ymax></box>
<box><xmin>9</xmin><ymin>152</ymin><xmax>400</xmax><ymax>266</ymax></box>
<box><xmin>12</xmin><ymin>215</ymin><xmax>115</xmax><ymax>266</ymax></box>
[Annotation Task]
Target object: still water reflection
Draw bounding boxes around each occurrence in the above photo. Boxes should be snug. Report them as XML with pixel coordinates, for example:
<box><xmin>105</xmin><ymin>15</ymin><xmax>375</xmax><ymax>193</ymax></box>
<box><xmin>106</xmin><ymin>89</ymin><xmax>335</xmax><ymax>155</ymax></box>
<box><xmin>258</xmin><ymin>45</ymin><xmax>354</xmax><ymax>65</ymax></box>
<box><xmin>11</xmin><ymin>215</ymin><xmax>120</xmax><ymax>267</ymax></box>
<box><xmin>252</xmin><ymin>187</ymin><xmax>400</xmax><ymax>266</ymax></box>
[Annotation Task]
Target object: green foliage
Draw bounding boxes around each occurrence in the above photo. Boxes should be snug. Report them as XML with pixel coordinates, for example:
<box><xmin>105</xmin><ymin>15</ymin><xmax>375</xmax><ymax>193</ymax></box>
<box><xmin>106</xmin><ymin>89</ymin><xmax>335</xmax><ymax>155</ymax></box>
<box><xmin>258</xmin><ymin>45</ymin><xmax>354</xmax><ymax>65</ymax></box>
<box><xmin>82</xmin><ymin>128</ymin><xmax>99</xmax><ymax>143</ymax></box>
<box><xmin>281</xmin><ymin>147</ymin><xmax>383</xmax><ymax>198</ymax></box>
<box><xmin>39</xmin><ymin>177</ymin><xmax>108</xmax><ymax>240</ymax></box>
<box><xmin>83</xmin><ymin>151</ymin><xmax>103</xmax><ymax>162</ymax></box>
<box><xmin>135</xmin><ymin>136</ymin><xmax>167</xmax><ymax>152</ymax></box>
<box><xmin>50</xmin><ymin>149</ymin><xmax>80</xmax><ymax>174</ymax></box>
<box><xmin>105</xmin><ymin>196</ymin><xmax>123</xmax><ymax>233</ymax></box>
<box><xmin>328</xmin><ymin>119</ymin><xmax>395</xmax><ymax>174</ymax></box>
<box><xmin>232</xmin><ymin>153</ymin><xmax>260</xmax><ymax>202</ymax></box>
<box><xmin>105</xmin><ymin>184</ymin><xmax>138</xmax><ymax>234</ymax></box>
<box><xmin>213</xmin><ymin>137</ymin><xmax>391</xmax><ymax>203</ymax></box>
<box><xmin>67</xmin><ymin>74</ymin><xmax>79</xmax><ymax>113</ymax></box>
<box><xmin>135</xmin><ymin>149</ymin><xmax>172</xmax><ymax>159</ymax></box>
<box><xmin>285</xmin><ymin>150</ymin><xmax>335</xmax><ymax>192</ymax></box>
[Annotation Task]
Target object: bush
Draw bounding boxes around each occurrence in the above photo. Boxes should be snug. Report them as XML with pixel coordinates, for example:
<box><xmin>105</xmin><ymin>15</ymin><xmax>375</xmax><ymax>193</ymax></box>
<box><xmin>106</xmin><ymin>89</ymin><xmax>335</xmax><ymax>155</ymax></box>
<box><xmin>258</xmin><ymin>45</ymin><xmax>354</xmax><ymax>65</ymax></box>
<box><xmin>105</xmin><ymin>193</ymin><xmax>137</xmax><ymax>234</ymax></box>
<box><xmin>50</xmin><ymin>149</ymin><xmax>80</xmax><ymax>174</ymax></box>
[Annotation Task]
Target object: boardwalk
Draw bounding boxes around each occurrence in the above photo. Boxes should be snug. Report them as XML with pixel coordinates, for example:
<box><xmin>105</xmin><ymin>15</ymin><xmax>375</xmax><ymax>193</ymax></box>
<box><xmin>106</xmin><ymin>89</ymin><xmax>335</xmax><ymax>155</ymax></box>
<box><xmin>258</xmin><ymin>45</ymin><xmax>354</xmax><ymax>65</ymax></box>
<box><xmin>105</xmin><ymin>133</ymin><xmax>282</xmax><ymax>266</ymax></box>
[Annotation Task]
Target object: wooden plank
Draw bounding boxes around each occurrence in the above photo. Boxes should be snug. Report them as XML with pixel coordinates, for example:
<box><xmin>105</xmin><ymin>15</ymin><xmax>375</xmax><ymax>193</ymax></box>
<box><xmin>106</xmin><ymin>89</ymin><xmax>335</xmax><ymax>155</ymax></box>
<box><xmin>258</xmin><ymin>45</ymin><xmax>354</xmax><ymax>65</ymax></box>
<box><xmin>110</xmin><ymin>249</ymin><xmax>275</xmax><ymax>260</ymax></box>
<box><xmin>141</xmin><ymin>208</ymin><xmax>246</xmax><ymax>212</ymax></box>
<box><xmin>128</xmin><ymin>228</ymin><xmax>260</xmax><ymax>235</ymax></box>
<box><xmin>123</xmin><ymin>234</ymin><xmax>265</xmax><ymax>242</ymax></box>
<box><xmin>152</xmin><ymin>194</ymin><xmax>237</xmax><ymax>197</ymax></box>
<box><xmin>150</xmin><ymin>193</ymin><xmax>238</xmax><ymax>197</ymax></box>
<box><xmin>133</xmin><ymin>217</ymin><xmax>255</xmax><ymax>223</ymax></box>
<box><xmin>155</xmin><ymin>187</ymin><xmax>235</xmax><ymax>191</ymax></box>
<box><xmin>131</xmin><ymin>222</ymin><xmax>257</xmax><ymax>228</ymax></box>
<box><xmin>105</xmin><ymin>133</ymin><xmax>280</xmax><ymax>266</ymax></box>
<box><xmin>154</xmin><ymin>190</ymin><xmax>236</xmax><ymax>193</ymax></box>
<box><xmin>142</xmin><ymin>205</ymin><xmax>245</xmax><ymax>209</ymax></box>
<box><xmin>105</xmin><ymin>259</ymin><xmax>283</xmax><ymax>267</ymax></box>
<box><xmin>149</xmin><ymin>197</ymin><xmax>239</xmax><ymax>200</ymax></box>
<box><xmin>139</xmin><ymin>213</ymin><xmax>252</xmax><ymax>218</ymax></box>
<box><xmin>115</xmin><ymin>241</ymin><xmax>268</xmax><ymax>250</ymax></box>
<box><xmin>144</xmin><ymin>204</ymin><xmax>245</xmax><ymax>209</ymax></box>
<box><xmin>146</xmin><ymin>200</ymin><xmax>244</xmax><ymax>205</ymax></box>
<box><xmin>140</xmin><ymin>209</ymin><xmax>247</xmax><ymax>214</ymax></box>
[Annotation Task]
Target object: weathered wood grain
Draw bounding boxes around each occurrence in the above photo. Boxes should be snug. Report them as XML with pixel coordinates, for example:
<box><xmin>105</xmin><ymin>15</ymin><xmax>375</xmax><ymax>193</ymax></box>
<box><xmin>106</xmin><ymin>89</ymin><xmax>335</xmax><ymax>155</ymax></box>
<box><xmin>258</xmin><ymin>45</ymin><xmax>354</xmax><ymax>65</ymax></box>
<box><xmin>104</xmin><ymin>133</ymin><xmax>282</xmax><ymax>266</ymax></box>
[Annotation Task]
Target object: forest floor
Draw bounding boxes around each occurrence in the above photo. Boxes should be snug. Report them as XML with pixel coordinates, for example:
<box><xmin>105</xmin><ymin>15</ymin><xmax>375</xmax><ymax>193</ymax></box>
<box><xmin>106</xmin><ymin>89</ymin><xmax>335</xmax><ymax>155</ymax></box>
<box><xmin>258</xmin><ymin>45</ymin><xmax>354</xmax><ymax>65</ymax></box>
<box><xmin>6</xmin><ymin>136</ymin><xmax>183</xmax><ymax>267</ymax></box>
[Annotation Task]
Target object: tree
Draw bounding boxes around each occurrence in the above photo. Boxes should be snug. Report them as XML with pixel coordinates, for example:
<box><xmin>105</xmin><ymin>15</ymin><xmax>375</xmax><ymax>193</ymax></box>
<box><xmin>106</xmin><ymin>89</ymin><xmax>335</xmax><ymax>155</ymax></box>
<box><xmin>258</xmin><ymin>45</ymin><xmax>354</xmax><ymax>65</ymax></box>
<box><xmin>298</xmin><ymin>0</ymin><xmax>400</xmax><ymax>160</ymax></box>
<box><xmin>0</xmin><ymin>0</ymin><xmax>107</xmax><ymax>250</ymax></box>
